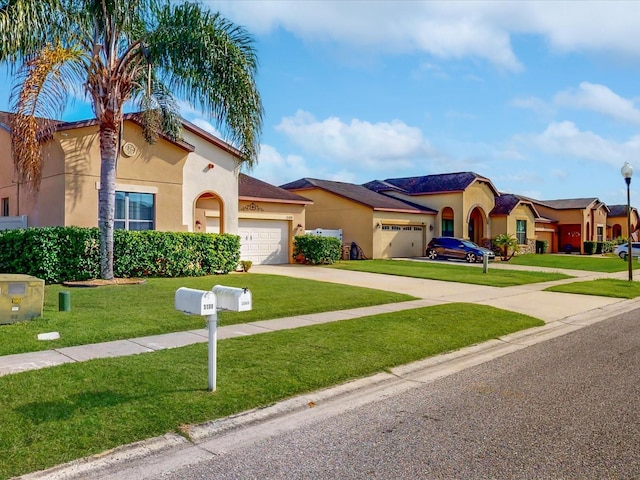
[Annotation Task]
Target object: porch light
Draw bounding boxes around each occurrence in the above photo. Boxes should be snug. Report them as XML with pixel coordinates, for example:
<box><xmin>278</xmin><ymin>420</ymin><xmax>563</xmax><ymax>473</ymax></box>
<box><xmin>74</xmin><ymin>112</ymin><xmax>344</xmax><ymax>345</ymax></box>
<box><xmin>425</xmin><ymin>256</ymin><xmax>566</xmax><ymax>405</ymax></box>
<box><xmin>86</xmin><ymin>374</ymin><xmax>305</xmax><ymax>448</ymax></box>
<box><xmin>621</xmin><ymin>162</ymin><xmax>634</xmax><ymax>281</ymax></box>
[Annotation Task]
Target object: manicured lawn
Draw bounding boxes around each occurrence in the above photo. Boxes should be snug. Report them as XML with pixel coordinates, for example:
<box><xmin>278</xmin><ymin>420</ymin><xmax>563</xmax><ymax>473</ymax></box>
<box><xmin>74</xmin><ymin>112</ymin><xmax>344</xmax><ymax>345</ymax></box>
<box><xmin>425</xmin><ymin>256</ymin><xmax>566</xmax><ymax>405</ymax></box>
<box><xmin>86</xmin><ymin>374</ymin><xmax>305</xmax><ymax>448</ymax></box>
<box><xmin>329</xmin><ymin>259</ymin><xmax>571</xmax><ymax>286</ymax></box>
<box><xmin>0</xmin><ymin>274</ymin><xmax>414</xmax><ymax>356</ymax></box>
<box><xmin>545</xmin><ymin>279</ymin><xmax>640</xmax><ymax>298</ymax></box>
<box><xmin>0</xmin><ymin>303</ymin><xmax>543</xmax><ymax>479</ymax></box>
<box><xmin>509</xmin><ymin>253</ymin><xmax>629</xmax><ymax>272</ymax></box>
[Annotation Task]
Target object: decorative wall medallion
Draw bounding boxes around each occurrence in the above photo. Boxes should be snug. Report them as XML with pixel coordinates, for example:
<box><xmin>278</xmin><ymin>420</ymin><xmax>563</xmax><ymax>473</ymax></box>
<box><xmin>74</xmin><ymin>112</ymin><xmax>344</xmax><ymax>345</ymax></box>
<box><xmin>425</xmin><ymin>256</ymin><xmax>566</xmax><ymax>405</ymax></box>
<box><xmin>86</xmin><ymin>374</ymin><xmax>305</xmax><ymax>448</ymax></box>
<box><xmin>122</xmin><ymin>142</ymin><xmax>138</xmax><ymax>157</ymax></box>
<box><xmin>240</xmin><ymin>202</ymin><xmax>264</xmax><ymax>212</ymax></box>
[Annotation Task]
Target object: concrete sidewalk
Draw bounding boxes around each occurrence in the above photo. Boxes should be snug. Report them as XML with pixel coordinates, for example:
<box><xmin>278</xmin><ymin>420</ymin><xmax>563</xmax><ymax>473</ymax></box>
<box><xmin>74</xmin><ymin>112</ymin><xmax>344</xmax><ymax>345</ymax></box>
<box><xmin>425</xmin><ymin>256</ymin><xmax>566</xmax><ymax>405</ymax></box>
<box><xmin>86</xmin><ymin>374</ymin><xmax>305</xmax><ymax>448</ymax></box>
<box><xmin>1</xmin><ymin>262</ymin><xmax>636</xmax><ymax>377</ymax></box>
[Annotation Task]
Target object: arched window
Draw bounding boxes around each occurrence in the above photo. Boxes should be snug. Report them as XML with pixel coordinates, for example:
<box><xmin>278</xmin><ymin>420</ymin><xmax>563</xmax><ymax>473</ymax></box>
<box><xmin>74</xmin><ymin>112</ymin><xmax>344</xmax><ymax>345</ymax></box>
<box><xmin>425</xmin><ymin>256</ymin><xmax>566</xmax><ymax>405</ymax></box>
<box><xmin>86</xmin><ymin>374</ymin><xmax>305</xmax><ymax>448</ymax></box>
<box><xmin>441</xmin><ymin>207</ymin><xmax>454</xmax><ymax>237</ymax></box>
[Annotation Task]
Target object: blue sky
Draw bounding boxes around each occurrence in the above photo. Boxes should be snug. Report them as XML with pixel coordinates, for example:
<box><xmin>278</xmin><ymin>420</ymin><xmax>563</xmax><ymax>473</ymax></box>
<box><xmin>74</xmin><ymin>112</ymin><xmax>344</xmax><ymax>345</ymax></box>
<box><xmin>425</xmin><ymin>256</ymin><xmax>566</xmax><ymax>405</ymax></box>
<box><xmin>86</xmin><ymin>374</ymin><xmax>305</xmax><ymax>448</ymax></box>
<box><xmin>3</xmin><ymin>1</ymin><xmax>640</xmax><ymax>205</ymax></box>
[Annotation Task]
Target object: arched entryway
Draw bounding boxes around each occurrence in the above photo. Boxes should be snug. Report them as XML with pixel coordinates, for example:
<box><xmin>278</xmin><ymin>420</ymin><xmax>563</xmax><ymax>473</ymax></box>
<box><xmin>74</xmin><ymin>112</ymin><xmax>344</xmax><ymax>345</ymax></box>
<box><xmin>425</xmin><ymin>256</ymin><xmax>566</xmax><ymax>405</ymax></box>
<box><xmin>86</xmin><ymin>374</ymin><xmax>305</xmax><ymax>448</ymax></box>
<box><xmin>467</xmin><ymin>206</ymin><xmax>487</xmax><ymax>245</ymax></box>
<box><xmin>194</xmin><ymin>192</ymin><xmax>224</xmax><ymax>233</ymax></box>
<box><xmin>612</xmin><ymin>224</ymin><xmax>622</xmax><ymax>239</ymax></box>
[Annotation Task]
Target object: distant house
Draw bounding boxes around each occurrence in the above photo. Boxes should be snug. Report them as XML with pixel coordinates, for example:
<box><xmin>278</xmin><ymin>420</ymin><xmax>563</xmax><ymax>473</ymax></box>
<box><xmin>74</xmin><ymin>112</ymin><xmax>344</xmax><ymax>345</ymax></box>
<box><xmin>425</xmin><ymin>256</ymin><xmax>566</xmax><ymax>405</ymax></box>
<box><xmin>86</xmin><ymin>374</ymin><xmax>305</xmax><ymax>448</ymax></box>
<box><xmin>364</xmin><ymin>172</ymin><xmax>500</xmax><ymax>247</ymax></box>
<box><xmin>525</xmin><ymin>197</ymin><xmax>609</xmax><ymax>254</ymax></box>
<box><xmin>281</xmin><ymin>178</ymin><xmax>435</xmax><ymax>259</ymax></box>
<box><xmin>607</xmin><ymin>204</ymin><xmax>640</xmax><ymax>241</ymax></box>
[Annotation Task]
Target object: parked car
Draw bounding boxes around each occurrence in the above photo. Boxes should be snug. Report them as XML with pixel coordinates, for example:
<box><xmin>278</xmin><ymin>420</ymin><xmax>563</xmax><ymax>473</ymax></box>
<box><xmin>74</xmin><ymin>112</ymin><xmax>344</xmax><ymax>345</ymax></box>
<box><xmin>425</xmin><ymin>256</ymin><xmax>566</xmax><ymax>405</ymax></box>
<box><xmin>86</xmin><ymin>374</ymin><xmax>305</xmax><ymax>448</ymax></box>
<box><xmin>426</xmin><ymin>237</ymin><xmax>495</xmax><ymax>263</ymax></box>
<box><xmin>613</xmin><ymin>242</ymin><xmax>640</xmax><ymax>260</ymax></box>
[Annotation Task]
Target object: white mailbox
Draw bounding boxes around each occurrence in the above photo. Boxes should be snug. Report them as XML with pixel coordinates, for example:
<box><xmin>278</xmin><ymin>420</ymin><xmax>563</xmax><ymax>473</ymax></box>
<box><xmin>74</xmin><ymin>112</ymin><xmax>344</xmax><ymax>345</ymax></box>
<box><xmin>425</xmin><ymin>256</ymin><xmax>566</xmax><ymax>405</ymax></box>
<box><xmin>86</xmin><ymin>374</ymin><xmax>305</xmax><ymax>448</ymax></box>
<box><xmin>175</xmin><ymin>287</ymin><xmax>216</xmax><ymax>316</ymax></box>
<box><xmin>212</xmin><ymin>285</ymin><xmax>252</xmax><ymax>312</ymax></box>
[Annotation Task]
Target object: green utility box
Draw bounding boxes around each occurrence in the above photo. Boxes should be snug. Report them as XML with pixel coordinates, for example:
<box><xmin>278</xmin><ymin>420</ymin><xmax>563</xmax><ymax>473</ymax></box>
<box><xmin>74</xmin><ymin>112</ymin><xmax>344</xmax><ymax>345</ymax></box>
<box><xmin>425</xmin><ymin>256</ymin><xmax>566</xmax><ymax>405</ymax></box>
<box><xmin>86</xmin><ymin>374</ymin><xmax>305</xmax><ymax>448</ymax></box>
<box><xmin>0</xmin><ymin>274</ymin><xmax>44</xmax><ymax>325</ymax></box>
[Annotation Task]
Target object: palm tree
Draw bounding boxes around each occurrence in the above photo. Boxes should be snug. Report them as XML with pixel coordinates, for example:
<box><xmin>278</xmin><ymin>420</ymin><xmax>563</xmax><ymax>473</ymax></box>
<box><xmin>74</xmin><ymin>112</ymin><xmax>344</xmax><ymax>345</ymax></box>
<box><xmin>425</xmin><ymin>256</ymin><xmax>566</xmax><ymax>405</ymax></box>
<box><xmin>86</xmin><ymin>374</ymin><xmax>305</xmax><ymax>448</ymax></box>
<box><xmin>0</xmin><ymin>0</ymin><xmax>263</xmax><ymax>279</ymax></box>
<box><xmin>493</xmin><ymin>233</ymin><xmax>520</xmax><ymax>261</ymax></box>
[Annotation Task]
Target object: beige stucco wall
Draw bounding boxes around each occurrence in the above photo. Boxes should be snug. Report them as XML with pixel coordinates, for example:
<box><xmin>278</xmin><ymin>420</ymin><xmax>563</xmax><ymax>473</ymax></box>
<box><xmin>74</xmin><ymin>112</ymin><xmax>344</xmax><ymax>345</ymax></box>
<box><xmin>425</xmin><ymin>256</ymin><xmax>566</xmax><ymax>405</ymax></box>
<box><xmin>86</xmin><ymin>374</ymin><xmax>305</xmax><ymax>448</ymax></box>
<box><xmin>609</xmin><ymin>210</ymin><xmax>640</xmax><ymax>239</ymax></box>
<box><xmin>294</xmin><ymin>189</ymin><xmax>375</xmax><ymax>257</ymax></box>
<box><xmin>386</xmin><ymin>191</ymin><xmax>464</xmax><ymax>237</ymax></box>
<box><xmin>181</xmin><ymin>129</ymin><xmax>239</xmax><ymax>234</ymax></box>
<box><xmin>462</xmin><ymin>182</ymin><xmax>496</xmax><ymax>239</ymax></box>
<box><xmin>506</xmin><ymin>204</ymin><xmax>536</xmax><ymax>243</ymax></box>
<box><xmin>57</xmin><ymin>122</ymin><xmax>188</xmax><ymax>230</ymax></box>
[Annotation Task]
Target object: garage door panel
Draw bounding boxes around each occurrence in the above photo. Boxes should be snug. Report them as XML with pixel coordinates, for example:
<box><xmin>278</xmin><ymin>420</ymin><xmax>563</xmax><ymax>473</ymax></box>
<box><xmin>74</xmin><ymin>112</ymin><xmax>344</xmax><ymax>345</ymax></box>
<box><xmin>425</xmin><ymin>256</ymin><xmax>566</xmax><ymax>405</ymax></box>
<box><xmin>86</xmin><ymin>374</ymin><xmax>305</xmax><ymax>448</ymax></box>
<box><xmin>381</xmin><ymin>225</ymin><xmax>423</xmax><ymax>258</ymax></box>
<box><xmin>239</xmin><ymin>220</ymin><xmax>289</xmax><ymax>265</ymax></box>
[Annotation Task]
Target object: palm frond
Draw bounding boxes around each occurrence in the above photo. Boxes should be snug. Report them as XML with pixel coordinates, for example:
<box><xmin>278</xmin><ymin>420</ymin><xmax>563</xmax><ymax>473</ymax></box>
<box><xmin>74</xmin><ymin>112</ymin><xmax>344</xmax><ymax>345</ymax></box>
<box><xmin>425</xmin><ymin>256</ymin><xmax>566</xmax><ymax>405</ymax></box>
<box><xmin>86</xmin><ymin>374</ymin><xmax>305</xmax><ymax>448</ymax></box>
<box><xmin>10</xmin><ymin>43</ymin><xmax>86</xmax><ymax>191</ymax></box>
<box><xmin>146</xmin><ymin>2</ymin><xmax>263</xmax><ymax>166</ymax></box>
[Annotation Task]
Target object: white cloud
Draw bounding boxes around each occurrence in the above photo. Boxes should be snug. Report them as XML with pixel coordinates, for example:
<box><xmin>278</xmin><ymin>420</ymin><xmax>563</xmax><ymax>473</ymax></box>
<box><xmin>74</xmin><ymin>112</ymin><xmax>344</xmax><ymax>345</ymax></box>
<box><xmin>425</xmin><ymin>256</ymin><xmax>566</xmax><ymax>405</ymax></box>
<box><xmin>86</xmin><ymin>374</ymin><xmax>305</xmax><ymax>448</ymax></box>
<box><xmin>275</xmin><ymin>110</ymin><xmax>435</xmax><ymax>170</ymax></box>
<box><xmin>248</xmin><ymin>144</ymin><xmax>311</xmax><ymax>186</ymax></box>
<box><xmin>554</xmin><ymin>82</ymin><xmax>640</xmax><ymax>125</ymax></box>
<box><xmin>209</xmin><ymin>1</ymin><xmax>640</xmax><ymax>71</ymax></box>
<box><xmin>514</xmin><ymin>121</ymin><xmax>640</xmax><ymax>167</ymax></box>
<box><xmin>510</xmin><ymin>96</ymin><xmax>555</xmax><ymax>117</ymax></box>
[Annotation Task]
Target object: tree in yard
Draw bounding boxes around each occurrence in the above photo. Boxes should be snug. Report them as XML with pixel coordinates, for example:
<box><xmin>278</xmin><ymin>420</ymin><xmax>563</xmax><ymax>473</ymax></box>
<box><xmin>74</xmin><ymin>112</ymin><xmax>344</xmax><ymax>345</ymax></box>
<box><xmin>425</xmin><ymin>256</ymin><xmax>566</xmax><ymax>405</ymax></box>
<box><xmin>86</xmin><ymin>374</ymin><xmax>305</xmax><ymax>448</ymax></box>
<box><xmin>0</xmin><ymin>0</ymin><xmax>263</xmax><ymax>279</ymax></box>
<box><xmin>493</xmin><ymin>233</ymin><xmax>520</xmax><ymax>261</ymax></box>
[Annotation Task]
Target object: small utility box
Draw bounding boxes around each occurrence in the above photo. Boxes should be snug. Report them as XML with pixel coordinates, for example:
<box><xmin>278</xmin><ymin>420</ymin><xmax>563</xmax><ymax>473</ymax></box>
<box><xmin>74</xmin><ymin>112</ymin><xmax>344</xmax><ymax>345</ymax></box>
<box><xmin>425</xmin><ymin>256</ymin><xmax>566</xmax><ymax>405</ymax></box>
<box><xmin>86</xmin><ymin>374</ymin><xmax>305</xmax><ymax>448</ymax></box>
<box><xmin>0</xmin><ymin>274</ymin><xmax>44</xmax><ymax>325</ymax></box>
<box><xmin>212</xmin><ymin>285</ymin><xmax>252</xmax><ymax>312</ymax></box>
<box><xmin>175</xmin><ymin>287</ymin><xmax>216</xmax><ymax>316</ymax></box>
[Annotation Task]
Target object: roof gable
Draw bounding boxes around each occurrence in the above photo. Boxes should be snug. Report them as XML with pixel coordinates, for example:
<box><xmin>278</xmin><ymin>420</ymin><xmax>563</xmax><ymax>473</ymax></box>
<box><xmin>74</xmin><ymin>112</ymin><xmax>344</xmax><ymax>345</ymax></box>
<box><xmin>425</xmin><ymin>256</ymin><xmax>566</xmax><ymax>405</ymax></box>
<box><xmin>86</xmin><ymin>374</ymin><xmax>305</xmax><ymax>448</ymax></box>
<box><xmin>490</xmin><ymin>194</ymin><xmax>540</xmax><ymax>217</ymax></box>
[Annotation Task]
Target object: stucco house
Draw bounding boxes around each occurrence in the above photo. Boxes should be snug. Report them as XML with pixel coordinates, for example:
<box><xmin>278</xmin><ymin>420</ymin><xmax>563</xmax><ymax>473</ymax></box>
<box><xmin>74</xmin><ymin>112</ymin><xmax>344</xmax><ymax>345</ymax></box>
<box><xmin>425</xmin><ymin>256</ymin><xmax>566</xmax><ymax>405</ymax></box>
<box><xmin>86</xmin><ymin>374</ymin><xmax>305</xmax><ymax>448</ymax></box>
<box><xmin>363</xmin><ymin>172</ymin><xmax>502</xmax><ymax>247</ymax></box>
<box><xmin>607</xmin><ymin>204</ymin><xmax>640</xmax><ymax>241</ymax></box>
<box><xmin>280</xmin><ymin>178</ymin><xmax>436</xmax><ymax>259</ymax></box>
<box><xmin>0</xmin><ymin>112</ymin><xmax>307</xmax><ymax>265</ymax></box>
<box><xmin>524</xmin><ymin>197</ymin><xmax>609</xmax><ymax>254</ymax></box>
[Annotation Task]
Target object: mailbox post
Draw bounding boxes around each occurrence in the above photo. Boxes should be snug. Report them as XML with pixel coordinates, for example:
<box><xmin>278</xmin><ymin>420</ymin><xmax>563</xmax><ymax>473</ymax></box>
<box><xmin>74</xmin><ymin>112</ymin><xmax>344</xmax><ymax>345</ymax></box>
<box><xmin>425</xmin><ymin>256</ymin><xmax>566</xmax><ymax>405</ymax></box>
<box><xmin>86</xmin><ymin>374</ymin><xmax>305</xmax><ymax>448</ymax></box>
<box><xmin>175</xmin><ymin>285</ymin><xmax>251</xmax><ymax>392</ymax></box>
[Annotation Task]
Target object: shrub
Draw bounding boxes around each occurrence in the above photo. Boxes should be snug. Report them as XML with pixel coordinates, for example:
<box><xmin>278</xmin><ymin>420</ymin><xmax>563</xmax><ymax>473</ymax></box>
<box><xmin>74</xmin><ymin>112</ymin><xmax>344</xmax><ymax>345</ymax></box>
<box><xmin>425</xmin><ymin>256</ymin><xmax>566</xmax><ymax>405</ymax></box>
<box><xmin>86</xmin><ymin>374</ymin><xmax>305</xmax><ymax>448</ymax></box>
<box><xmin>493</xmin><ymin>233</ymin><xmax>520</xmax><ymax>261</ymax></box>
<box><xmin>293</xmin><ymin>235</ymin><xmax>342</xmax><ymax>265</ymax></box>
<box><xmin>239</xmin><ymin>260</ymin><xmax>253</xmax><ymax>272</ymax></box>
<box><xmin>535</xmin><ymin>240</ymin><xmax>548</xmax><ymax>254</ymax></box>
<box><xmin>0</xmin><ymin>227</ymin><xmax>240</xmax><ymax>283</ymax></box>
<box><xmin>583</xmin><ymin>241</ymin><xmax>597</xmax><ymax>255</ymax></box>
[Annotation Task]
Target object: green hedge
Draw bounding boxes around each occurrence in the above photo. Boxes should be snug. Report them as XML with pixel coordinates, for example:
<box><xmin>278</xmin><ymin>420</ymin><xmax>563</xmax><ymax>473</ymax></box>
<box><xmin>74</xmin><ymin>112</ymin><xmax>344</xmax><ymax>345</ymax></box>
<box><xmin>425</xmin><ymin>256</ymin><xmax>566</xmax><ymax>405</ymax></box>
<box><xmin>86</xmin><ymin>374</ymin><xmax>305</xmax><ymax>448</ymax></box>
<box><xmin>293</xmin><ymin>235</ymin><xmax>342</xmax><ymax>265</ymax></box>
<box><xmin>583</xmin><ymin>241</ymin><xmax>597</xmax><ymax>255</ymax></box>
<box><xmin>0</xmin><ymin>227</ymin><xmax>240</xmax><ymax>283</ymax></box>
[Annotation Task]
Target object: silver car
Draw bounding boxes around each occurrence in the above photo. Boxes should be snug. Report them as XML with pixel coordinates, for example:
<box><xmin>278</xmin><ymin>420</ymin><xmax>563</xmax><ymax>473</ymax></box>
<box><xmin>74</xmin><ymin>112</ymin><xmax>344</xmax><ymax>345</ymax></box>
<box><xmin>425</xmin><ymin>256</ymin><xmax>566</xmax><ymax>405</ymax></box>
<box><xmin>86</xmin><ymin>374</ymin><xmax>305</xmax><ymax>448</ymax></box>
<box><xmin>613</xmin><ymin>242</ymin><xmax>640</xmax><ymax>260</ymax></box>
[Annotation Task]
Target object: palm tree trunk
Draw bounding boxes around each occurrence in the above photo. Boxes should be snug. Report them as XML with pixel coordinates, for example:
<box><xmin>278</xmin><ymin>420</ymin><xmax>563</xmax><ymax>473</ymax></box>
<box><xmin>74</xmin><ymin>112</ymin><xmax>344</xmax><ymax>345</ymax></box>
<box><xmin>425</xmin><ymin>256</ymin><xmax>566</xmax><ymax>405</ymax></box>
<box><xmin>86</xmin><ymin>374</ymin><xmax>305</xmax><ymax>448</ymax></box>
<box><xmin>98</xmin><ymin>125</ymin><xmax>119</xmax><ymax>280</ymax></box>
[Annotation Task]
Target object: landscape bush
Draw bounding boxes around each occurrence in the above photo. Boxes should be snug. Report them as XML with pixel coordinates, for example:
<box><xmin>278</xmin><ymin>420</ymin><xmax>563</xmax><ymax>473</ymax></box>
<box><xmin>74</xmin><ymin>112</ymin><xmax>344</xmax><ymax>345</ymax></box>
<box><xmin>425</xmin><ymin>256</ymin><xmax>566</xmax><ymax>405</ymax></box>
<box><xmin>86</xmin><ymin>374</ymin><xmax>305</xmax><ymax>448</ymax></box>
<box><xmin>293</xmin><ymin>234</ymin><xmax>342</xmax><ymax>265</ymax></box>
<box><xmin>583</xmin><ymin>241</ymin><xmax>597</xmax><ymax>255</ymax></box>
<box><xmin>0</xmin><ymin>227</ymin><xmax>240</xmax><ymax>283</ymax></box>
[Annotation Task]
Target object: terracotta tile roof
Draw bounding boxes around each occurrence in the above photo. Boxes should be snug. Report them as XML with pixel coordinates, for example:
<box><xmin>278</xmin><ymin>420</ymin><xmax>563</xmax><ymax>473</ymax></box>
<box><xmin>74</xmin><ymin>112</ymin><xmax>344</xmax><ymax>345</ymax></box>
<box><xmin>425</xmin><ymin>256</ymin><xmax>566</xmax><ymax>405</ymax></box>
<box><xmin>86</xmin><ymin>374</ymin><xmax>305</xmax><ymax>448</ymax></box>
<box><xmin>240</xmin><ymin>174</ymin><xmax>312</xmax><ymax>204</ymax></box>
<box><xmin>281</xmin><ymin>178</ymin><xmax>437</xmax><ymax>214</ymax></box>
<box><xmin>364</xmin><ymin>171</ymin><xmax>498</xmax><ymax>196</ymax></box>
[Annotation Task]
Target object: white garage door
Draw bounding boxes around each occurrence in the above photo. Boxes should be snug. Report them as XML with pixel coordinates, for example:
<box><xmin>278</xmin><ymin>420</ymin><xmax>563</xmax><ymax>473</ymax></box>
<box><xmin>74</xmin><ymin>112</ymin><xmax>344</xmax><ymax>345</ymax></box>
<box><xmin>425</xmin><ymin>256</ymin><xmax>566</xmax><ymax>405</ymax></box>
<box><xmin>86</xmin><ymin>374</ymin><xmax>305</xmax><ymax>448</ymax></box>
<box><xmin>238</xmin><ymin>220</ymin><xmax>289</xmax><ymax>265</ymax></box>
<box><xmin>381</xmin><ymin>225</ymin><xmax>424</xmax><ymax>258</ymax></box>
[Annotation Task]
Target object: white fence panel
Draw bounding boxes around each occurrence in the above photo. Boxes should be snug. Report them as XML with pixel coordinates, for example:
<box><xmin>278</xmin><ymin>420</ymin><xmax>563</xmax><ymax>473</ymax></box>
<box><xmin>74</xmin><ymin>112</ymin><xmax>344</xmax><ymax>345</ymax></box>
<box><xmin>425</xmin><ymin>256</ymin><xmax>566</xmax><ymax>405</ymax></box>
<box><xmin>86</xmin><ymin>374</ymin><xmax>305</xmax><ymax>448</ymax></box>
<box><xmin>305</xmin><ymin>228</ymin><xmax>343</xmax><ymax>242</ymax></box>
<box><xmin>0</xmin><ymin>216</ymin><xmax>27</xmax><ymax>231</ymax></box>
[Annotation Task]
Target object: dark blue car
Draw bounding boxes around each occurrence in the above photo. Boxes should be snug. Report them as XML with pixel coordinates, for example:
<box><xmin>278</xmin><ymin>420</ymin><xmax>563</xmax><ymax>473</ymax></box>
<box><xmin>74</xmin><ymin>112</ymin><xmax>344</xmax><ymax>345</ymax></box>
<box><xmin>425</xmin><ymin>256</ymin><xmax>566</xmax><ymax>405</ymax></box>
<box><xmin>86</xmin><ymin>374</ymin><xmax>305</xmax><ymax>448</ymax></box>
<box><xmin>426</xmin><ymin>237</ymin><xmax>495</xmax><ymax>263</ymax></box>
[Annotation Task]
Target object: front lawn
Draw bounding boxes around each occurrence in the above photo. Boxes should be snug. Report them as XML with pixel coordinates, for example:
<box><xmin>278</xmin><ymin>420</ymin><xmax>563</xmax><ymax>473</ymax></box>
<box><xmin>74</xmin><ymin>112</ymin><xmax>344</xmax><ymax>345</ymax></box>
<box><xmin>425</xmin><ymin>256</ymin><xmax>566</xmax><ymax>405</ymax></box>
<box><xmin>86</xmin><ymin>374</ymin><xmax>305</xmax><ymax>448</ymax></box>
<box><xmin>0</xmin><ymin>303</ymin><xmax>543</xmax><ymax>479</ymax></box>
<box><xmin>545</xmin><ymin>278</ymin><xmax>640</xmax><ymax>298</ymax></box>
<box><xmin>329</xmin><ymin>259</ymin><xmax>571</xmax><ymax>286</ymax></box>
<box><xmin>0</xmin><ymin>274</ymin><xmax>414</xmax><ymax>356</ymax></box>
<box><xmin>509</xmin><ymin>253</ymin><xmax>629</xmax><ymax>272</ymax></box>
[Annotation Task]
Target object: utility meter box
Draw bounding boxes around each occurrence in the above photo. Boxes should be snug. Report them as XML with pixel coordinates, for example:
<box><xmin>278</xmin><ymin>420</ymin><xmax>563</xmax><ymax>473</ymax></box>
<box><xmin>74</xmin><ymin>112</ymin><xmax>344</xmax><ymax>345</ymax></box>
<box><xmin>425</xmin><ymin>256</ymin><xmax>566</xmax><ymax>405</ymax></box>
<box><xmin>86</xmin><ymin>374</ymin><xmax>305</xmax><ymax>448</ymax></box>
<box><xmin>175</xmin><ymin>287</ymin><xmax>216</xmax><ymax>316</ymax></box>
<box><xmin>212</xmin><ymin>285</ymin><xmax>252</xmax><ymax>312</ymax></box>
<box><xmin>0</xmin><ymin>274</ymin><xmax>44</xmax><ymax>325</ymax></box>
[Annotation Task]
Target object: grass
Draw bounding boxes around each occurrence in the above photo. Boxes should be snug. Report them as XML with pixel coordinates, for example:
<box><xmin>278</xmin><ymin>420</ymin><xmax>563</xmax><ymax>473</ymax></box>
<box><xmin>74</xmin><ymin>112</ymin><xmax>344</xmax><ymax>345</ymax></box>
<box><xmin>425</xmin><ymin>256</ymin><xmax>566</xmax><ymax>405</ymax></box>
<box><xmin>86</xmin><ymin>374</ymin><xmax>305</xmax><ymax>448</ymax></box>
<box><xmin>0</xmin><ymin>274</ymin><xmax>414</xmax><ymax>356</ymax></box>
<box><xmin>329</xmin><ymin>259</ymin><xmax>572</xmax><ymax>286</ymax></box>
<box><xmin>545</xmin><ymin>278</ymin><xmax>640</xmax><ymax>298</ymax></box>
<box><xmin>509</xmin><ymin>253</ymin><xmax>629</xmax><ymax>272</ymax></box>
<box><xmin>0</xmin><ymin>303</ymin><xmax>543</xmax><ymax>479</ymax></box>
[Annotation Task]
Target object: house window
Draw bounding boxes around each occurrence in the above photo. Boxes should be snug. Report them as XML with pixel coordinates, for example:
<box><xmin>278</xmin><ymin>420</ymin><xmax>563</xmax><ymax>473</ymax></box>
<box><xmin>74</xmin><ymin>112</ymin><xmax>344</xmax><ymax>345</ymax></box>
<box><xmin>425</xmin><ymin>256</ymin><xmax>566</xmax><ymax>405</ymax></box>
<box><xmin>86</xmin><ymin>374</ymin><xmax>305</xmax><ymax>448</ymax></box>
<box><xmin>516</xmin><ymin>220</ymin><xmax>527</xmax><ymax>245</ymax></box>
<box><xmin>1</xmin><ymin>198</ymin><xmax>8</xmax><ymax>217</ymax></box>
<box><xmin>115</xmin><ymin>192</ymin><xmax>155</xmax><ymax>230</ymax></box>
<box><xmin>597</xmin><ymin>226</ymin><xmax>604</xmax><ymax>242</ymax></box>
<box><xmin>441</xmin><ymin>207</ymin><xmax>454</xmax><ymax>237</ymax></box>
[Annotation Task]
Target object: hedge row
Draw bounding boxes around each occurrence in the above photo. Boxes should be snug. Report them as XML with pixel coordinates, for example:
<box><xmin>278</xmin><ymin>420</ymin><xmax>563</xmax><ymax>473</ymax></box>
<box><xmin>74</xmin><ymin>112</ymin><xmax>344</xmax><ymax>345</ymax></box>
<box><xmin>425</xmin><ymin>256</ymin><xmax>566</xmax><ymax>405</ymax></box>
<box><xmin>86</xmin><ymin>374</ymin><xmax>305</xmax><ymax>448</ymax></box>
<box><xmin>293</xmin><ymin>234</ymin><xmax>342</xmax><ymax>265</ymax></box>
<box><xmin>0</xmin><ymin>227</ymin><xmax>240</xmax><ymax>283</ymax></box>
